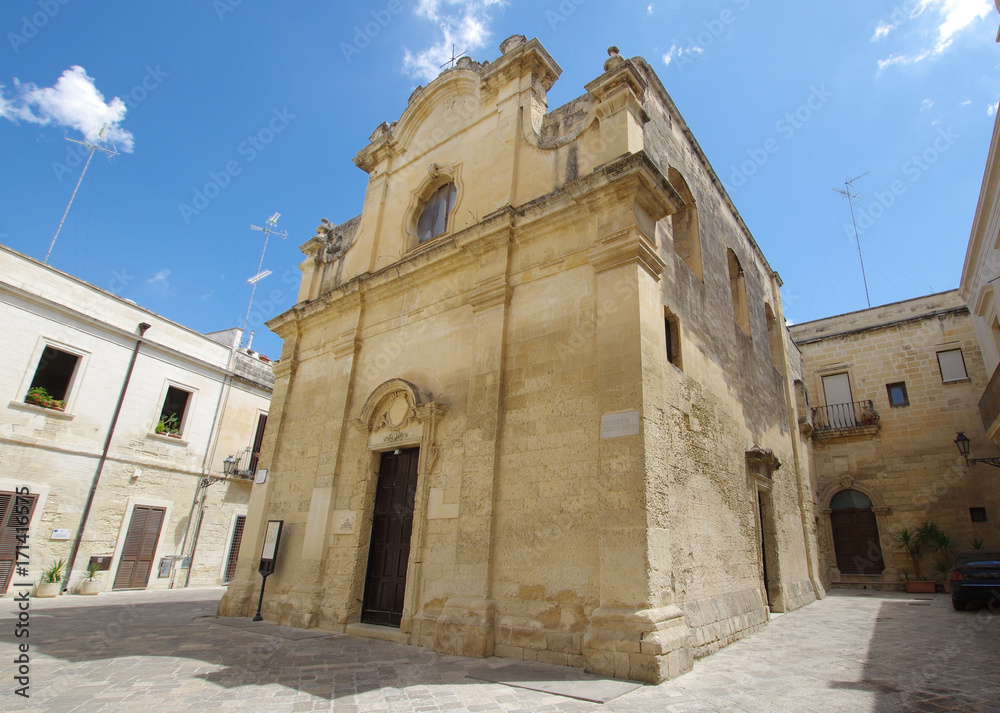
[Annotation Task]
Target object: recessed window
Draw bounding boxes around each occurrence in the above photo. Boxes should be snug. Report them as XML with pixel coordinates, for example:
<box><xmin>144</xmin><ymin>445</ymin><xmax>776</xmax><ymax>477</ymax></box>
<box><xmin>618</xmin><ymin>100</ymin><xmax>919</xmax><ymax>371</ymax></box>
<box><xmin>25</xmin><ymin>346</ymin><xmax>80</xmax><ymax>409</ymax></box>
<box><xmin>937</xmin><ymin>349</ymin><xmax>968</xmax><ymax>382</ymax></box>
<box><xmin>727</xmin><ymin>248</ymin><xmax>750</xmax><ymax>336</ymax></box>
<box><xmin>664</xmin><ymin>310</ymin><xmax>682</xmax><ymax>369</ymax></box>
<box><xmin>417</xmin><ymin>183</ymin><xmax>457</xmax><ymax>243</ymax></box>
<box><xmin>886</xmin><ymin>382</ymin><xmax>909</xmax><ymax>408</ymax></box>
<box><xmin>156</xmin><ymin>386</ymin><xmax>191</xmax><ymax>437</ymax></box>
<box><xmin>970</xmin><ymin>507</ymin><xmax>988</xmax><ymax>523</ymax></box>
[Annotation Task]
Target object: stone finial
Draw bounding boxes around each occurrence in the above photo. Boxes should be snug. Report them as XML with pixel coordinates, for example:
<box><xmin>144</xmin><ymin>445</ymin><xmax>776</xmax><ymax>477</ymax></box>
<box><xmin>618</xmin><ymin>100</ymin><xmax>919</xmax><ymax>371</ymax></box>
<box><xmin>499</xmin><ymin>34</ymin><xmax>527</xmax><ymax>54</ymax></box>
<box><xmin>316</xmin><ymin>218</ymin><xmax>334</xmax><ymax>236</ymax></box>
<box><xmin>604</xmin><ymin>45</ymin><xmax>625</xmax><ymax>72</ymax></box>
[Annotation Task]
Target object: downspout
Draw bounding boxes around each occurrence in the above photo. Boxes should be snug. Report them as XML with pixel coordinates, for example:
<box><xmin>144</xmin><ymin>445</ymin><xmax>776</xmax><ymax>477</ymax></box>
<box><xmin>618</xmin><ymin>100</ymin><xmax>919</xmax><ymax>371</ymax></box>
<box><xmin>61</xmin><ymin>321</ymin><xmax>151</xmax><ymax>593</ymax></box>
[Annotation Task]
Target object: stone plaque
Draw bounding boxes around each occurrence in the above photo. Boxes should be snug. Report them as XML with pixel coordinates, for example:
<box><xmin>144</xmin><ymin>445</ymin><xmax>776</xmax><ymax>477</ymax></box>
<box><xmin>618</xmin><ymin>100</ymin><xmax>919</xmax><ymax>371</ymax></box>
<box><xmin>601</xmin><ymin>410</ymin><xmax>640</xmax><ymax>439</ymax></box>
<box><xmin>333</xmin><ymin>510</ymin><xmax>358</xmax><ymax>534</ymax></box>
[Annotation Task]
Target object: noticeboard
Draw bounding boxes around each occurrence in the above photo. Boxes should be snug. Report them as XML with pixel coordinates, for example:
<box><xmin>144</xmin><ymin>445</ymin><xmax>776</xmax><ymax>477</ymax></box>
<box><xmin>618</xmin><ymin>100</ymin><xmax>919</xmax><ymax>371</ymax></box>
<box><xmin>258</xmin><ymin>519</ymin><xmax>283</xmax><ymax>576</ymax></box>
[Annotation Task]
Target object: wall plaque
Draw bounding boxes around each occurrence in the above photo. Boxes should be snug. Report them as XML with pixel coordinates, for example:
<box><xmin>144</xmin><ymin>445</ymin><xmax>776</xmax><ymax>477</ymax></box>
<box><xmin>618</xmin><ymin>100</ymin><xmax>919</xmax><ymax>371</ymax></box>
<box><xmin>601</xmin><ymin>410</ymin><xmax>641</xmax><ymax>439</ymax></box>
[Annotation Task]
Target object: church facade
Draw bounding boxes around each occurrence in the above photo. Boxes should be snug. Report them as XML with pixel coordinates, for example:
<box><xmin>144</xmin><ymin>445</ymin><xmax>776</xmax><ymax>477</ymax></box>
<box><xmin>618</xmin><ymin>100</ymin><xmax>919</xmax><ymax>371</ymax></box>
<box><xmin>219</xmin><ymin>37</ymin><xmax>823</xmax><ymax>683</ymax></box>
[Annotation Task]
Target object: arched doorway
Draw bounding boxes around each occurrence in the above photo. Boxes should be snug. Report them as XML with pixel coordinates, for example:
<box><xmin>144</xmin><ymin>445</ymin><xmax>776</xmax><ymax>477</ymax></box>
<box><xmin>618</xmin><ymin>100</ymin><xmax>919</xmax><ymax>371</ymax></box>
<box><xmin>830</xmin><ymin>490</ymin><xmax>884</xmax><ymax>575</ymax></box>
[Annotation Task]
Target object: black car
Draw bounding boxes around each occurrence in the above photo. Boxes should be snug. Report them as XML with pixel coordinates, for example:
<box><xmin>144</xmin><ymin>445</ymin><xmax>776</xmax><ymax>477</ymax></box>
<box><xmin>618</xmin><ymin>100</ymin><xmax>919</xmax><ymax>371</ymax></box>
<box><xmin>949</xmin><ymin>550</ymin><xmax>1000</xmax><ymax>611</ymax></box>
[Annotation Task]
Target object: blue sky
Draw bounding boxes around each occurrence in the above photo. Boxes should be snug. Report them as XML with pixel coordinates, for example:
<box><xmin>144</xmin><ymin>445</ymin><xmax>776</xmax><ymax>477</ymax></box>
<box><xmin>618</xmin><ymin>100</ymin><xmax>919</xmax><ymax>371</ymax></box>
<box><xmin>1</xmin><ymin>0</ymin><xmax>998</xmax><ymax>358</ymax></box>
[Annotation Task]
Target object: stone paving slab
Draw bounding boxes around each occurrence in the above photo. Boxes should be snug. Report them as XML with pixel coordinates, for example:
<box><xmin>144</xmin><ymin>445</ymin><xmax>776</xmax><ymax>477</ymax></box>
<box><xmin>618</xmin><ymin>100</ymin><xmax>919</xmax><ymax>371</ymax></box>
<box><xmin>0</xmin><ymin>587</ymin><xmax>997</xmax><ymax>712</ymax></box>
<box><xmin>207</xmin><ymin>616</ymin><xmax>334</xmax><ymax>640</ymax></box>
<box><xmin>465</xmin><ymin>662</ymin><xmax>642</xmax><ymax>703</ymax></box>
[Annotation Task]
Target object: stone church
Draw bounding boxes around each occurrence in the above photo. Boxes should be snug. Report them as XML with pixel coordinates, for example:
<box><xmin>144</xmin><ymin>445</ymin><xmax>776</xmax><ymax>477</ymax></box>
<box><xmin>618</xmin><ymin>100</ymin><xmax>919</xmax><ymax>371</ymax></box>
<box><xmin>219</xmin><ymin>36</ymin><xmax>823</xmax><ymax>683</ymax></box>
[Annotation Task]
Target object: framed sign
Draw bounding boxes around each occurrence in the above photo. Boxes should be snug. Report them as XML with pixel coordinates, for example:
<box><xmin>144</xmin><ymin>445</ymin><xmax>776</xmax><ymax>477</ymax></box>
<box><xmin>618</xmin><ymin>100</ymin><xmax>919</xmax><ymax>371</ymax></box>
<box><xmin>258</xmin><ymin>519</ymin><xmax>283</xmax><ymax>575</ymax></box>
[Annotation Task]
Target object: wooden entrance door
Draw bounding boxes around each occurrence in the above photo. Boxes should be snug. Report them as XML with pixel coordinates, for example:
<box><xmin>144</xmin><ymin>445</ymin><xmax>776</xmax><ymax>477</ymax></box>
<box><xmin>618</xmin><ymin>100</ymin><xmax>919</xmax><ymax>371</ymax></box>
<box><xmin>114</xmin><ymin>505</ymin><xmax>166</xmax><ymax>589</ymax></box>
<box><xmin>0</xmin><ymin>491</ymin><xmax>37</xmax><ymax>593</ymax></box>
<box><xmin>362</xmin><ymin>448</ymin><xmax>419</xmax><ymax>627</ymax></box>
<box><xmin>831</xmin><ymin>508</ymin><xmax>884</xmax><ymax>574</ymax></box>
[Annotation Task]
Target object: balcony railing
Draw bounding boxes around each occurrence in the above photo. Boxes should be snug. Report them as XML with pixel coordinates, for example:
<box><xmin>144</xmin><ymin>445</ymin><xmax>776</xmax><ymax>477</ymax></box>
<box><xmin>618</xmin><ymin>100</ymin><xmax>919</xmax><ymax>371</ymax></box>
<box><xmin>811</xmin><ymin>400</ymin><xmax>880</xmax><ymax>435</ymax></box>
<box><xmin>979</xmin><ymin>361</ymin><xmax>1000</xmax><ymax>436</ymax></box>
<box><xmin>227</xmin><ymin>447</ymin><xmax>259</xmax><ymax>479</ymax></box>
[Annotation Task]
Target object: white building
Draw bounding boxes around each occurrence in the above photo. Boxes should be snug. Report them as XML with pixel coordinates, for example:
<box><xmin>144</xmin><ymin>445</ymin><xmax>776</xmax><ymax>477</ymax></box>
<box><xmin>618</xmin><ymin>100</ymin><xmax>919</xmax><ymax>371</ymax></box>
<box><xmin>0</xmin><ymin>244</ymin><xmax>273</xmax><ymax>595</ymax></box>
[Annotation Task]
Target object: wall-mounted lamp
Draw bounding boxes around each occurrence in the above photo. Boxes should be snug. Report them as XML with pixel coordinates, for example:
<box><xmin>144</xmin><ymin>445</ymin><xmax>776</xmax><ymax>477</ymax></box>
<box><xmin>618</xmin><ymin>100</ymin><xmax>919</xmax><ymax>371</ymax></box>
<box><xmin>222</xmin><ymin>454</ymin><xmax>238</xmax><ymax>476</ymax></box>
<box><xmin>954</xmin><ymin>432</ymin><xmax>1000</xmax><ymax>468</ymax></box>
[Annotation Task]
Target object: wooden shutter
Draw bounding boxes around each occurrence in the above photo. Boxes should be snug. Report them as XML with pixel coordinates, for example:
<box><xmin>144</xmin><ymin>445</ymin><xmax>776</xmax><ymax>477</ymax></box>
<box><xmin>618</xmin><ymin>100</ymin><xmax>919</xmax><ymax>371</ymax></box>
<box><xmin>0</xmin><ymin>491</ymin><xmax>38</xmax><ymax>594</ymax></box>
<box><xmin>114</xmin><ymin>505</ymin><xmax>166</xmax><ymax>589</ymax></box>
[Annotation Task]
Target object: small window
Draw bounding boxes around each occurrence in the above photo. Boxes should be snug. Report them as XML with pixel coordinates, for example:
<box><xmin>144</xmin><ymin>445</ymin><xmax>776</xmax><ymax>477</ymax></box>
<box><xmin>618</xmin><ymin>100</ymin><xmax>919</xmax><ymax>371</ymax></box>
<box><xmin>156</xmin><ymin>386</ymin><xmax>191</xmax><ymax>437</ymax></box>
<box><xmin>727</xmin><ymin>249</ymin><xmax>750</xmax><ymax>336</ymax></box>
<box><xmin>886</xmin><ymin>382</ymin><xmax>909</xmax><ymax>408</ymax></box>
<box><xmin>664</xmin><ymin>310</ymin><xmax>682</xmax><ymax>369</ymax></box>
<box><xmin>937</xmin><ymin>349</ymin><xmax>968</xmax><ymax>382</ymax></box>
<box><xmin>25</xmin><ymin>346</ymin><xmax>80</xmax><ymax>408</ymax></box>
<box><xmin>970</xmin><ymin>507</ymin><xmax>988</xmax><ymax>523</ymax></box>
<box><xmin>417</xmin><ymin>183</ymin><xmax>457</xmax><ymax>243</ymax></box>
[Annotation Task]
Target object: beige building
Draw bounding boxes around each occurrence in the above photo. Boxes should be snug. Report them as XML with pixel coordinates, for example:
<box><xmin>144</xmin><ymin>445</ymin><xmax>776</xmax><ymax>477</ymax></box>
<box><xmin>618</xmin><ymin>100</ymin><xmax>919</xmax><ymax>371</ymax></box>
<box><xmin>220</xmin><ymin>37</ymin><xmax>823</xmax><ymax>683</ymax></box>
<box><xmin>960</xmin><ymin>74</ymin><xmax>1000</xmax><ymax>446</ymax></box>
<box><xmin>0</xmin><ymin>244</ymin><xmax>273</xmax><ymax>595</ymax></box>
<box><xmin>790</xmin><ymin>292</ymin><xmax>1000</xmax><ymax>589</ymax></box>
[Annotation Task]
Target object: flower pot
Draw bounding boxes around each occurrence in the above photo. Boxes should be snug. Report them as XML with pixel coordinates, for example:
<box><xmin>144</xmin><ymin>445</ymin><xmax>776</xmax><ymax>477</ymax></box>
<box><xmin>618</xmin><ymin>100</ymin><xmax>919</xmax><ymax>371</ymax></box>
<box><xmin>79</xmin><ymin>580</ymin><xmax>102</xmax><ymax>595</ymax></box>
<box><xmin>35</xmin><ymin>582</ymin><xmax>61</xmax><ymax>598</ymax></box>
<box><xmin>905</xmin><ymin>580</ymin><xmax>936</xmax><ymax>593</ymax></box>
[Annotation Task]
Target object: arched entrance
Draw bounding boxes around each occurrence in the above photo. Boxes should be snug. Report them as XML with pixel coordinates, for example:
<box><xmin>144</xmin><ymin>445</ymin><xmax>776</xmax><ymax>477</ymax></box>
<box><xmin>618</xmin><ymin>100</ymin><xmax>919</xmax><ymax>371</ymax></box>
<box><xmin>830</xmin><ymin>490</ymin><xmax>884</xmax><ymax>575</ymax></box>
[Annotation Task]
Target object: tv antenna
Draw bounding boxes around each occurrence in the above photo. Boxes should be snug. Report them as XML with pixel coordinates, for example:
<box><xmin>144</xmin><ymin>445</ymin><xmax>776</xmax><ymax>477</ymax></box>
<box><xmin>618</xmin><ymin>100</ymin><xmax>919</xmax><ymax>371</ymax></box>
<box><xmin>440</xmin><ymin>44</ymin><xmax>467</xmax><ymax>70</ymax></box>
<box><xmin>45</xmin><ymin>124</ymin><xmax>120</xmax><ymax>263</ymax></box>
<box><xmin>833</xmin><ymin>171</ymin><xmax>871</xmax><ymax>309</ymax></box>
<box><xmin>241</xmin><ymin>212</ymin><xmax>288</xmax><ymax>348</ymax></box>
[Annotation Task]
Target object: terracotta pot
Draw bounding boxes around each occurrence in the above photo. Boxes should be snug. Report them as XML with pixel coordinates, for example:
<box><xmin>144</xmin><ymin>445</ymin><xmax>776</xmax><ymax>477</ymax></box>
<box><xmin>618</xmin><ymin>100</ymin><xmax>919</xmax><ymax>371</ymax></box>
<box><xmin>905</xmin><ymin>580</ymin><xmax>936</xmax><ymax>593</ymax></box>
<box><xmin>79</xmin><ymin>580</ymin><xmax>101</xmax><ymax>595</ymax></box>
<box><xmin>35</xmin><ymin>582</ymin><xmax>61</xmax><ymax>598</ymax></box>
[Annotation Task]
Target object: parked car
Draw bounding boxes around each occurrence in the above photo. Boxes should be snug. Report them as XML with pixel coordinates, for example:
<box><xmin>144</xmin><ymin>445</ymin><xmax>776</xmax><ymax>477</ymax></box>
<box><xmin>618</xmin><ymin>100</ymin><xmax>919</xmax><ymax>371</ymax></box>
<box><xmin>949</xmin><ymin>550</ymin><xmax>1000</xmax><ymax>611</ymax></box>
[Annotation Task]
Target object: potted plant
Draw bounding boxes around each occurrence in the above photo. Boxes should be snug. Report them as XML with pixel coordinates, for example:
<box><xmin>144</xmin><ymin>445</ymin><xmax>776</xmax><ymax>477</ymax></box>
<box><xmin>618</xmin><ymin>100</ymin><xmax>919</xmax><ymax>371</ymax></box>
<box><xmin>155</xmin><ymin>413</ymin><xmax>181</xmax><ymax>437</ymax></box>
<box><xmin>24</xmin><ymin>386</ymin><xmax>66</xmax><ymax>411</ymax></box>
<box><xmin>79</xmin><ymin>560</ymin><xmax>103</xmax><ymax>595</ymax></box>
<box><xmin>927</xmin><ymin>527</ymin><xmax>955</xmax><ymax>593</ymax></box>
<box><xmin>35</xmin><ymin>558</ymin><xmax>66</xmax><ymax>598</ymax></box>
<box><xmin>893</xmin><ymin>526</ymin><xmax>936</xmax><ymax>593</ymax></box>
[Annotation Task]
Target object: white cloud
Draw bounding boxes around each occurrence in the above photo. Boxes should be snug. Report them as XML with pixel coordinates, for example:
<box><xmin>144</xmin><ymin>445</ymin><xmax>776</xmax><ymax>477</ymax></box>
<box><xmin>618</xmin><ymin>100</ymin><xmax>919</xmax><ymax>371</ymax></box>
<box><xmin>147</xmin><ymin>268</ymin><xmax>171</xmax><ymax>295</ymax></box>
<box><xmin>960</xmin><ymin>99</ymin><xmax>973</xmax><ymax>106</ymax></box>
<box><xmin>662</xmin><ymin>44</ymin><xmax>704</xmax><ymax>66</ymax></box>
<box><xmin>872</xmin><ymin>23</ymin><xmax>895</xmax><ymax>40</ymax></box>
<box><xmin>989</xmin><ymin>101</ymin><xmax>999</xmax><ymax>116</ymax></box>
<box><xmin>647</xmin><ymin>4</ymin><xmax>654</xmax><ymax>14</ymax></box>
<box><xmin>924</xmin><ymin>0</ymin><xmax>993</xmax><ymax>53</ymax></box>
<box><xmin>876</xmin><ymin>0</ymin><xmax>992</xmax><ymax>71</ymax></box>
<box><xmin>920</xmin><ymin>98</ymin><xmax>934</xmax><ymax>112</ymax></box>
<box><xmin>0</xmin><ymin>66</ymin><xmax>133</xmax><ymax>152</ymax></box>
<box><xmin>402</xmin><ymin>0</ymin><xmax>506</xmax><ymax>82</ymax></box>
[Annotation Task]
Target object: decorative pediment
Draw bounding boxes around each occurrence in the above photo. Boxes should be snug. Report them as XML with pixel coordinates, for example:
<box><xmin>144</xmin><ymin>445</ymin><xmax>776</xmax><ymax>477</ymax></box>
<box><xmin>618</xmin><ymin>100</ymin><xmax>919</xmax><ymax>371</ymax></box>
<box><xmin>746</xmin><ymin>445</ymin><xmax>782</xmax><ymax>473</ymax></box>
<box><xmin>358</xmin><ymin>379</ymin><xmax>446</xmax><ymax>453</ymax></box>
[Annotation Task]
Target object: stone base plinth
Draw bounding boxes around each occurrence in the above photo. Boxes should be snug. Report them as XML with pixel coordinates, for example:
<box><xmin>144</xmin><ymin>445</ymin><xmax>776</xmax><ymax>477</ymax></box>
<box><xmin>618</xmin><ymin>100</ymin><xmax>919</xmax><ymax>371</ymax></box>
<box><xmin>583</xmin><ymin>605</ymin><xmax>693</xmax><ymax>683</ymax></box>
<box><xmin>433</xmin><ymin>597</ymin><xmax>495</xmax><ymax>658</ymax></box>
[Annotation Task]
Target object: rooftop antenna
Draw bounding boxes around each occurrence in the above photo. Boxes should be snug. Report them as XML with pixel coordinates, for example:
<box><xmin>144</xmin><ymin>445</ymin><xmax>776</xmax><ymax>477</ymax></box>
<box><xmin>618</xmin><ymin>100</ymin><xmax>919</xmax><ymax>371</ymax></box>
<box><xmin>241</xmin><ymin>212</ymin><xmax>287</xmax><ymax>348</ymax></box>
<box><xmin>45</xmin><ymin>124</ymin><xmax>120</xmax><ymax>263</ymax></box>
<box><xmin>833</xmin><ymin>171</ymin><xmax>871</xmax><ymax>309</ymax></box>
<box><xmin>440</xmin><ymin>44</ymin><xmax>467</xmax><ymax>70</ymax></box>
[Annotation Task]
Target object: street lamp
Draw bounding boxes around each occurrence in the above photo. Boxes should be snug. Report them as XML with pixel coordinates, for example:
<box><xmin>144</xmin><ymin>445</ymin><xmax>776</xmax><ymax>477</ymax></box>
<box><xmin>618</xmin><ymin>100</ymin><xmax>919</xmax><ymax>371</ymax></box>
<box><xmin>954</xmin><ymin>432</ymin><xmax>1000</xmax><ymax>468</ymax></box>
<box><xmin>223</xmin><ymin>454</ymin><xmax>239</xmax><ymax>477</ymax></box>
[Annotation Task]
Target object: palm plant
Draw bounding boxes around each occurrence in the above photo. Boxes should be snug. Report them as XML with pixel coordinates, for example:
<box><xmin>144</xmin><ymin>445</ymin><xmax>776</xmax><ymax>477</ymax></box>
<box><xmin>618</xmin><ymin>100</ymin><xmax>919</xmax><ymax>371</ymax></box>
<box><xmin>893</xmin><ymin>528</ymin><xmax>925</xmax><ymax>580</ymax></box>
<box><xmin>40</xmin><ymin>558</ymin><xmax>67</xmax><ymax>584</ymax></box>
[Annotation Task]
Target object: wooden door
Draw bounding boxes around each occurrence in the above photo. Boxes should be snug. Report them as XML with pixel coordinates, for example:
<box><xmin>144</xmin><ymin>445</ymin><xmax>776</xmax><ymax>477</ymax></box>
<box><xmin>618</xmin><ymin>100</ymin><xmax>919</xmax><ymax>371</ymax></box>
<box><xmin>114</xmin><ymin>505</ymin><xmax>166</xmax><ymax>589</ymax></box>
<box><xmin>223</xmin><ymin>515</ymin><xmax>246</xmax><ymax>584</ymax></box>
<box><xmin>0</xmin><ymin>491</ymin><xmax>37</xmax><ymax>593</ymax></box>
<box><xmin>361</xmin><ymin>448</ymin><xmax>419</xmax><ymax>627</ymax></box>
<box><xmin>831</xmin><ymin>508</ymin><xmax>884</xmax><ymax>574</ymax></box>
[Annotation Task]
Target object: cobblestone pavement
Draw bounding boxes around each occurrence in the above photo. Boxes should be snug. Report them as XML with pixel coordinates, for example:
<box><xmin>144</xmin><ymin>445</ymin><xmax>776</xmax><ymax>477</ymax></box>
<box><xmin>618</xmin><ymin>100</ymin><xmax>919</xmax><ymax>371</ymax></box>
<box><xmin>1</xmin><ymin>587</ymin><xmax>998</xmax><ymax>712</ymax></box>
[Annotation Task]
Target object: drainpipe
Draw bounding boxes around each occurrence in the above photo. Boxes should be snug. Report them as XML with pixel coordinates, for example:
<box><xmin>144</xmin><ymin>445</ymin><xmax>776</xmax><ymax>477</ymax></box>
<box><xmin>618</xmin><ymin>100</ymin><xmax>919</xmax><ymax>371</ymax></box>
<box><xmin>61</xmin><ymin>322</ymin><xmax>151</xmax><ymax>593</ymax></box>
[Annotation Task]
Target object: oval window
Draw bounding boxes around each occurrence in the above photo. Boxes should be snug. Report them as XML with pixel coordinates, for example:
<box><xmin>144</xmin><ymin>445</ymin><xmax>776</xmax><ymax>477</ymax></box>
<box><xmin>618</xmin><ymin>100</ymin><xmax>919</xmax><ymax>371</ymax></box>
<box><xmin>417</xmin><ymin>183</ymin><xmax>457</xmax><ymax>243</ymax></box>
